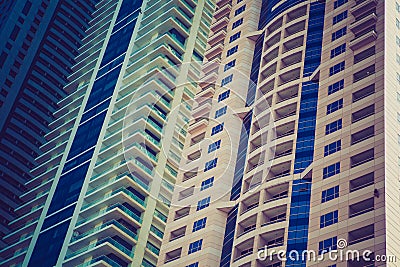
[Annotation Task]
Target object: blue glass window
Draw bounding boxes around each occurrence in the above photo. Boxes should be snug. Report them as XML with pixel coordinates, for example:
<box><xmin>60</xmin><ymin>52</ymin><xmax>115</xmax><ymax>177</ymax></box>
<box><xmin>100</xmin><ymin>20</ymin><xmax>136</xmax><ymax>68</ymax></box>
<box><xmin>29</xmin><ymin>221</ymin><xmax>70</xmax><ymax>266</ymax></box>
<box><xmin>332</xmin><ymin>27</ymin><xmax>347</xmax><ymax>41</ymax></box>
<box><xmin>201</xmin><ymin>177</ymin><xmax>214</xmax><ymax>191</ymax></box>
<box><xmin>192</xmin><ymin>218</ymin><xmax>207</xmax><ymax>232</ymax></box>
<box><xmin>234</xmin><ymin>5</ymin><xmax>246</xmax><ymax>16</ymax></box>
<box><xmin>333</xmin><ymin>11</ymin><xmax>347</xmax><ymax>25</ymax></box>
<box><xmin>211</xmin><ymin>123</ymin><xmax>224</xmax><ymax>135</ymax></box>
<box><xmin>320</xmin><ymin>210</ymin><xmax>338</xmax><ymax>228</ymax></box>
<box><xmin>329</xmin><ymin>61</ymin><xmax>345</xmax><ymax>76</ymax></box>
<box><xmin>215</xmin><ymin>106</ymin><xmax>227</xmax><ymax>118</ymax></box>
<box><xmin>322</xmin><ymin>185</ymin><xmax>339</xmax><ymax>203</ymax></box>
<box><xmin>327</xmin><ymin>99</ymin><xmax>343</xmax><ymax>114</ymax></box>
<box><xmin>221</xmin><ymin>75</ymin><xmax>233</xmax><ymax>86</ymax></box>
<box><xmin>227</xmin><ymin>45</ymin><xmax>238</xmax><ymax>57</ymax></box>
<box><xmin>204</xmin><ymin>158</ymin><xmax>218</xmax><ymax>172</ymax></box>
<box><xmin>47</xmin><ymin>162</ymin><xmax>90</xmax><ymax>214</ymax></box>
<box><xmin>334</xmin><ymin>0</ymin><xmax>348</xmax><ymax>9</ymax></box>
<box><xmin>218</xmin><ymin>90</ymin><xmax>230</xmax><ymax>101</ymax></box>
<box><xmin>197</xmin><ymin>197</ymin><xmax>210</xmax><ymax>211</ymax></box>
<box><xmin>186</xmin><ymin>263</ymin><xmax>199</xmax><ymax>267</ymax></box>
<box><xmin>325</xmin><ymin>119</ymin><xmax>342</xmax><ymax>135</ymax></box>
<box><xmin>319</xmin><ymin>236</ymin><xmax>337</xmax><ymax>254</ymax></box>
<box><xmin>323</xmin><ymin>162</ymin><xmax>340</xmax><ymax>179</ymax></box>
<box><xmin>324</xmin><ymin>140</ymin><xmax>341</xmax><ymax>156</ymax></box>
<box><xmin>208</xmin><ymin>140</ymin><xmax>221</xmax><ymax>153</ymax></box>
<box><xmin>229</xmin><ymin>32</ymin><xmax>241</xmax><ymax>43</ymax></box>
<box><xmin>188</xmin><ymin>239</ymin><xmax>203</xmax><ymax>254</ymax></box>
<box><xmin>330</xmin><ymin>44</ymin><xmax>346</xmax><ymax>58</ymax></box>
<box><xmin>85</xmin><ymin>66</ymin><xmax>121</xmax><ymax>111</ymax></box>
<box><xmin>232</xmin><ymin>18</ymin><xmax>243</xmax><ymax>29</ymax></box>
<box><xmin>328</xmin><ymin>79</ymin><xmax>344</xmax><ymax>95</ymax></box>
<box><xmin>224</xmin><ymin>60</ymin><xmax>236</xmax><ymax>71</ymax></box>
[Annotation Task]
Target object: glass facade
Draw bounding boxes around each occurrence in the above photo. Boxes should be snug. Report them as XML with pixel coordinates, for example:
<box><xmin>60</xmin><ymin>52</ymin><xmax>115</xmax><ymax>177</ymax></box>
<box><xmin>28</xmin><ymin>1</ymin><xmax>142</xmax><ymax>265</ymax></box>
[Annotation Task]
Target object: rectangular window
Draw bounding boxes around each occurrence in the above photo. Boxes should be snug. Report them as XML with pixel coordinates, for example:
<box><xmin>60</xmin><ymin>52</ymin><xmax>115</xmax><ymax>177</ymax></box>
<box><xmin>197</xmin><ymin>197</ymin><xmax>210</xmax><ymax>211</ymax></box>
<box><xmin>227</xmin><ymin>45</ymin><xmax>238</xmax><ymax>57</ymax></box>
<box><xmin>323</xmin><ymin>162</ymin><xmax>340</xmax><ymax>179</ymax></box>
<box><xmin>327</xmin><ymin>99</ymin><xmax>343</xmax><ymax>114</ymax></box>
<box><xmin>334</xmin><ymin>0</ymin><xmax>347</xmax><ymax>9</ymax></box>
<box><xmin>10</xmin><ymin>25</ymin><xmax>20</xmax><ymax>41</ymax></box>
<box><xmin>193</xmin><ymin>218</ymin><xmax>207</xmax><ymax>232</ymax></box>
<box><xmin>397</xmin><ymin>54</ymin><xmax>400</xmax><ymax>65</ymax></box>
<box><xmin>320</xmin><ymin>210</ymin><xmax>338</xmax><ymax>228</ymax></box>
<box><xmin>204</xmin><ymin>158</ymin><xmax>218</xmax><ymax>172</ymax></box>
<box><xmin>215</xmin><ymin>106</ymin><xmax>227</xmax><ymax>118</ymax></box>
<box><xmin>328</xmin><ymin>79</ymin><xmax>344</xmax><ymax>95</ymax></box>
<box><xmin>322</xmin><ymin>185</ymin><xmax>340</xmax><ymax>203</ymax></box>
<box><xmin>221</xmin><ymin>75</ymin><xmax>233</xmax><ymax>86</ymax></box>
<box><xmin>22</xmin><ymin>1</ymin><xmax>32</xmax><ymax>15</ymax></box>
<box><xmin>188</xmin><ymin>239</ymin><xmax>203</xmax><ymax>254</ymax></box>
<box><xmin>324</xmin><ymin>140</ymin><xmax>341</xmax><ymax>156</ymax></box>
<box><xmin>330</xmin><ymin>44</ymin><xmax>346</xmax><ymax>58</ymax></box>
<box><xmin>186</xmin><ymin>263</ymin><xmax>199</xmax><ymax>267</ymax></box>
<box><xmin>333</xmin><ymin>11</ymin><xmax>348</xmax><ymax>25</ymax></box>
<box><xmin>208</xmin><ymin>140</ymin><xmax>221</xmax><ymax>153</ymax></box>
<box><xmin>229</xmin><ymin>32</ymin><xmax>241</xmax><ymax>43</ymax></box>
<box><xmin>319</xmin><ymin>236</ymin><xmax>338</xmax><ymax>254</ymax></box>
<box><xmin>211</xmin><ymin>123</ymin><xmax>224</xmax><ymax>135</ymax></box>
<box><xmin>397</xmin><ymin>2</ymin><xmax>400</xmax><ymax>12</ymax></box>
<box><xmin>232</xmin><ymin>18</ymin><xmax>243</xmax><ymax>29</ymax></box>
<box><xmin>0</xmin><ymin>52</ymin><xmax>7</xmax><ymax>68</ymax></box>
<box><xmin>397</xmin><ymin>36</ymin><xmax>400</xmax><ymax>47</ymax></box>
<box><xmin>325</xmin><ymin>119</ymin><xmax>342</xmax><ymax>135</ymax></box>
<box><xmin>331</xmin><ymin>27</ymin><xmax>347</xmax><ymax>41</ymax></box>
<box><xmin>224</xmin><ymin>60</ymin><xmax>236</xmax><ymax>71</ymax></box>
<box><xmin>201</xmin><ymin>177</ymin><xmax>214</xmax><ymax>191</ymax></box>
<box><xmin>397</xmin><ymin>18</ymin><xmax>400</xmax><ymax>29</ymax></box>
<box><xmin>234</xmin><ymin>5</ymin><xmax>246</xmax><ymax>16</ymax></box>
<box><xmin>218</xmin><ymin>90</ymin><xmax>230</xmax><ymax>101</ymax></box>
<box><xmin>329</xmin><ymin>61</ymin><xmax>345</xmax><ymax>76</ymax></box>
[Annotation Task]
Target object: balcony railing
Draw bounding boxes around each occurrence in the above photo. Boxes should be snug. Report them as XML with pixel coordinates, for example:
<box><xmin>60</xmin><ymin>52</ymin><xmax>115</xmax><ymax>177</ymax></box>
<box><xmin>261</xmin><ymin>218</ymin><xmax>286</xmax><ymax>227</ymax></box>
<box><xmin>349</xmin><ymin>207</ymin><xmax>374</xmax><ymax>218</ymax></box>
<box><xmin>76</xmin><ymin>255</ymin><xmax>122</xmax><ymax>267</ymax></box>
<box><xmin>81</xmin><ymin>187</ymin><xmax>146</xmax><ymax>211</ymax></box>
<box><xmin>76</xmin><ymin>203</ymin><xmax>142</xmax><ymax>226</ymax></box>
<box><xmin>72</xmin><ymin>219</ymin><xmax>137</xmax><ymax>242</ymax></box>
<box><xmin>66</xmin><ymin>236</ymin><xmax>133</xmax><ymax>260</ymax></box>
<box><xmin>154</xmin><ymin>209</ymin><xmax>168</xmax><ymax>222</ymax></box>
<box><xmin>150</xmin><ymin>225</ymin><xmax>164</xmax><ymax>239</ymax></box>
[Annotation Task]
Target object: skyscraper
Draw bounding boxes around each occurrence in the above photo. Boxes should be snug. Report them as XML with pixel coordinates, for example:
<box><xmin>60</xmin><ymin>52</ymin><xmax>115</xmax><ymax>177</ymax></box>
<box><xmin>0</xmin><ymin>0</ymin><xmax>97</xmax><ymax>248</ymax></box>
<box><xmin>159</xmin><ymin>0</ymin><xmax>400</xmax><ymax>267</ymax></box>
<box><xmin>0</xmin><ymin>0</ymin><xmax>214</xmax><ymax>266</ymax></box>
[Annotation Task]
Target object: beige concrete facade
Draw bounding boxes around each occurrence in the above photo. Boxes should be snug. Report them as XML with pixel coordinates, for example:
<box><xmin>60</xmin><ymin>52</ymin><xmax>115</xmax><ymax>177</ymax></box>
<box><xmin>160</xmin><ymin>0</ymin><xmax>400</xmax><ymax>267</ymax></box>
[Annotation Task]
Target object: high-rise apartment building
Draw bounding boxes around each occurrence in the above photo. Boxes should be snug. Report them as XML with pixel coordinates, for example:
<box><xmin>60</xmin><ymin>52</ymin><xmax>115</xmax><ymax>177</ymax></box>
<box><xmin>0</xmin><ymin>0</ymin><xmax>214</xmax><ymax>266</ymax></box>
<box><xmin>159</xmin><ymin>0</ymin><xmax>400</xmax><ymax>267</ymax></box>
<box><xmin>0</xmin><ymin>0</ymin><xmax>97</xmax><ymax>248</ymax></box>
